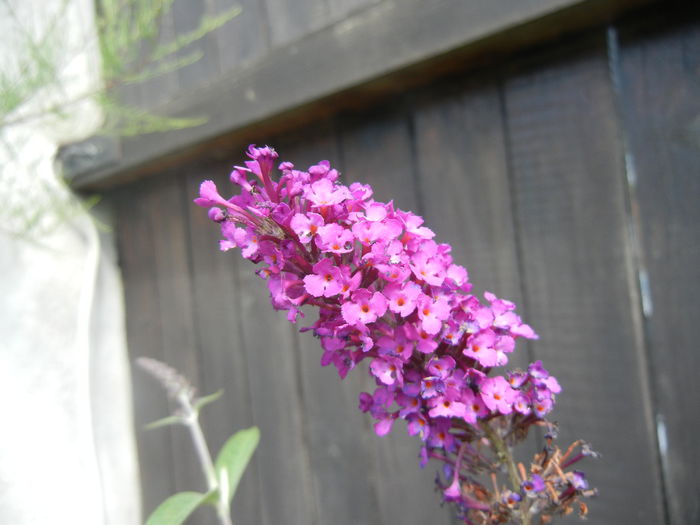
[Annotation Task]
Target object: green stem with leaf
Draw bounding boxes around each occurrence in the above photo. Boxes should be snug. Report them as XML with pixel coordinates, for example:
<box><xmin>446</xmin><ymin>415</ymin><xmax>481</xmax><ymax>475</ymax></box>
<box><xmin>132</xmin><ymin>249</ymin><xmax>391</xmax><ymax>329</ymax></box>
<box><xmin>138</xmin><ymin>357</ymin><xmax>259</xmax><ymax>525</ymax></box>
<box><xmin>177</xmin><ymin>390</ymin><xmax>233</xmax><ymax>525</ymax></box>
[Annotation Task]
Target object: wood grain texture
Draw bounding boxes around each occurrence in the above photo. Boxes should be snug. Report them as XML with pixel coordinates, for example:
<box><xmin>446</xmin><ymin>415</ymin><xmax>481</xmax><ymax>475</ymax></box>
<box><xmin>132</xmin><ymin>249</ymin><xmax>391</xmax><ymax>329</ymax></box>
<box><xmin>618</xmin><ymin>19</ymin><xmax>700</xmax><ymax>525</ymax></box>
<box><xmin>214</xmin><ymin>145</ymin><xmax>318</xmax><ymax>525</ymax></box>
<box><xmin>135</xmin><ymin>7</ymin><xmax>180</xmax><ymax>109</ymax></box>
<box><xmin>184</xmin><ymin>162</ymin><xmax>263</xmax><ymax>524</ymax></box>
<box><xmin>172</xmin><ymin>0</ymin><xmax>221</xmax><ymax>92</ymax></box>
<box><xmin>340</xmin><ymin>106</ymin><xmax>419</xmax><ymax>211</ymax></box>
<box><xmin>143</xmin><ymin>174</ymin><xmax>217</xmax><ymax>525</ymax></box>
<box><xmin>326</xmin><ymin>0</ymin><xmax>378</xmax><ymax>20</ymax></box>
<box><xmin>213</xmin><ymin>0</ymin><xmax>270</xmax><ymax>73</ymax></box>
<box><xmin>263</xmin><ymin>0</ymin><xmax>330</xmax><ymax>47</ymax></box>
<box><xmin>234</xmin><ymin>263</ymin><xmax>317</xmax><ymax>525</ymax></box>
<box><xmin>272</xmin><ymin>120</ymin><xmax>340</xmax><ymax>171</ymax></box>
<box><xmin>412</xmin><ymin>80</ymin><xmax>531</xmax><ymax>373</ymax></box>
<box><xmin>274</xmin><ymin>125</ymin><xmax>385</xmax><ymax>525</ymax></box>
<box><xmin>502</xmin><ymin>42</ymin><xmax>665</xmax><ymax>524</ymax></box>
<box><xmin>114</xmin><ymin>184</ymin><xmax>175</xmax><ymax>516</ymax></box>
<box><xmin>71</xmin><ymin>0</ymin><xmax>659</xmax><ymax>190</ymax></box>
<box><xmin>339</xmin><ymin>107</ymin><xmax>457</xmax><ymax>524</ymax></box>
<box><xmin>109</xmin><ymin>10</ymin><xmax>700</xmax><ymax>525</ymax></box>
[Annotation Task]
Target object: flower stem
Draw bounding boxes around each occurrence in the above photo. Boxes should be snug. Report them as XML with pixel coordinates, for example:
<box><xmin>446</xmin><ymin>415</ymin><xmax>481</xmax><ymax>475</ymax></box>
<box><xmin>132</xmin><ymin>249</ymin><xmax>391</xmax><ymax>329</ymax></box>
<box><xmin>177</xmin><ymin>392</ymin><xmax>233</xmax><ymax>525</ymax></box>
<box><xmin>480</xmin><ymin>421</ymin><xmax>531</xmax><ymax>525</ymax></box>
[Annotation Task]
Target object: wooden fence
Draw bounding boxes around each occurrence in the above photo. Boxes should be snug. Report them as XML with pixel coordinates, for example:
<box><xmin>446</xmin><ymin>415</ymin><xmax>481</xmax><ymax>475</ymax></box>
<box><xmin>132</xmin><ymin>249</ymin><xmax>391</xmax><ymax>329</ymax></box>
<box><xmin>109</xmin><ymin>10</ymin><xmax>698</xmax><ymax>525</ymax></box>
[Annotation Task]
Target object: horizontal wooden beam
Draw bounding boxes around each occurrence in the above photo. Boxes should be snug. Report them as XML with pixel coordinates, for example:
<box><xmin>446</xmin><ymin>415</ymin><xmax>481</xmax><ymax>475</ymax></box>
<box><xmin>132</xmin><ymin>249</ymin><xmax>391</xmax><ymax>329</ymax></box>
<box><xmin>64</xmin><ymin>0</ymin><xmax>656</xmax><ymax>190</ymax></box>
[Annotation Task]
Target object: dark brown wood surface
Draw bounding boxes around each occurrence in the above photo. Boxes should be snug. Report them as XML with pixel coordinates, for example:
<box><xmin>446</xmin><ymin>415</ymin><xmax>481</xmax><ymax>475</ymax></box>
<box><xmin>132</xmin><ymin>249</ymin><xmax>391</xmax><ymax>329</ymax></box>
<box><xmin>172</xmin><ymin>0</ymin><xmax>221</xmax><ymax>92</ymax></box>
<box><xmin>263</xmin><ymin>0</ymin><xmax>328</xmax><ymax>46</ymax></box>
<box><xmin>146</xmin><ymin>174</ymin><xmax>206</xmax><ymax>498</ymax></box>
<box><xmin>136</xmin><ymin>8</ymin><xmax>180</xmax><ymax>110</ymax></box>
<box><xmin>184</xmin><ymin>163</ymin><xmax>263</xmax><ymax>524</ymax></box>
<box><xmin>502</xmin><ymin>40</ymin><xmax>666</xmax><ymax>524</ymax></box>
<box><xmin>412</xmin><ymin>80</ymin><xmax>531</xmax><ymax>370</ymax></box>
<box><xmin>618</xmin><ymin>19</ymin><xmax>700</xmax><ymax>525</ymax></box>
<box><xmin>69</xmin><ymin>0</ymin><xmax>658</xmax><ymax>190</ymax></box>
<box><xmin>278</xmin><ymin>127</ymin><xmax>386</xmax><ymax>525</ymax></box>
<box><xmin>111</xmin><ymin>10</ymin><xmax>699</xmax><ymax>525</ymax></box>
<box><xmin>338</xmin><ymin>107</ymin><xmax>455</xmax><ymax>525</ymax></box>
<box><xmin>115</xmin><ymin>181</ymin><xmax>176</xmax><ymax>513</ymax></box>
<box><xmin>212</xmin><ymin>0</ymin><xmax>269</xmax><ymax>72</ymax></box>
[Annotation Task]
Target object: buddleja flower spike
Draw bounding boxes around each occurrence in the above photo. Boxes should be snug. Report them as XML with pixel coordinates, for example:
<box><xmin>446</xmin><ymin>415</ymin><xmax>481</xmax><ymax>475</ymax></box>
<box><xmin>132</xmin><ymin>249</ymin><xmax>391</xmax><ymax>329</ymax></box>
<box><xmin>196</xmin><ymin>145</ymin><xmax>598</xmax><ymax>524</ymax></box>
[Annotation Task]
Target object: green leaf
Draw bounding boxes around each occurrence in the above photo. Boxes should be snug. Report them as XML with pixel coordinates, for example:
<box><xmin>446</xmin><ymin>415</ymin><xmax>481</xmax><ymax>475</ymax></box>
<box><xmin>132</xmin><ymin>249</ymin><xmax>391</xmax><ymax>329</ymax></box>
<box><xmin>120</xmin><ymin>51</ymin><xmax>204</xmax><ymax>85</ymax></box>
<box><xmin>145</xmin><ymin>491</ymin><xmax>209</xmax><ymax>525</ymax></box>
<box><xmin>214</xmin><ymin>426</ymin><xmax>260</xmax><ymax>502</ymax></box>
<box><xmin>145</xmin><ymin>415</ymin><xmax>183</xmax><ymax>430</ymax></box>
<box><xmin>193</xmin><ymin>389</ymin><xmax>224</xmax><ymax>414</ymax></box>
<box><xmin>201</xmin><ymin>488</ymin><xmax>221</xmax><ymax>508</ymax></box>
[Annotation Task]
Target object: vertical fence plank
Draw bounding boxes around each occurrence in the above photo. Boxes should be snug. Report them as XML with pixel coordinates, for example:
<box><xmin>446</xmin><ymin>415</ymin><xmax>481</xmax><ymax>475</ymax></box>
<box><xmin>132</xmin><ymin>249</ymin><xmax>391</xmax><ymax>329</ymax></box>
<box><xmin>339</xmin><ymin>108</ymin><xmax>456</xmax><ymax>524</ymax></box>
<box><xmin>273</xmin><ymin>123</ymin><xmax>339</xmax><ymax>170</ymax></box>
<box><xmin>222</xmin><ymin>141</ymin><xmax>319</xmax><ymax>525</ymax></box>
<box><xmin>619</xmin><ymin>20</ymin><xmax>700</xmax><ymax>525</ymax></box>
<box><xmin>273</xmin><ymin>125</ymin><xmax>386</xmax><ymax>525</ymax></box>
<box><xmin>213</xmin><ymin>0</ymin><xmax>269</xmax><ymax>73</ymax></box>
<box><xmin>502</xmin><ymin>42</ymin><xmax>665</xmax><ymax>524</ymax></box>
<box><xmin>144</xmin><ymin>173</ymin><xmax>219</xmax><ymax>524</ymax></box>
<box><xmin>135</xmin><ymin>8</ymin><xmax>180</xmax><ymax>110</ymax></box>
<box><xmin>340</xmin><ymin>109</ymin><xmax>419</xmax><ymax>210</ymax></box>
<box><xmin>412</xmin><ymin>78</ymin><xmax>540</xmax><ymax>475</ymax></box>
<box><xmin>184</xmin><ymin>162</ymin><xmax>263</xmax><ymax>524</ymax></box>
<box><xmin>114</xmin><ymin>13</ymin><xmax>700</xmax><ymax>525</ymax></box>
<box><xmin>234</xmin><ymin>256</ymin><xmax>318</xmax><ymax>525</ymax></box>
<box><xmin>172</xmin><ymin>0</ymin><xmax>221</xmax><ymax>92</ymax></box>
<box><xmin>114</xmin><ymin>185</ymin><xmax>175</xmax><ymax>517</ymax></box>
<box><xmin>412</xmin><ymin>81</ymin><xmax>531</xmax><ymax>372</ymax></box>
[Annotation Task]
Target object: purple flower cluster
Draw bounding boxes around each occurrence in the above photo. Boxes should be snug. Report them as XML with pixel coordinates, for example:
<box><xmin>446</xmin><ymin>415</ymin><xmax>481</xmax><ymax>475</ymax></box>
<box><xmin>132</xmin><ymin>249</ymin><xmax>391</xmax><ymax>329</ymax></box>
<box><xmin>196</xmin><ymin>145</ymin><xmax>595</xmax><ymax>523</ymax></box>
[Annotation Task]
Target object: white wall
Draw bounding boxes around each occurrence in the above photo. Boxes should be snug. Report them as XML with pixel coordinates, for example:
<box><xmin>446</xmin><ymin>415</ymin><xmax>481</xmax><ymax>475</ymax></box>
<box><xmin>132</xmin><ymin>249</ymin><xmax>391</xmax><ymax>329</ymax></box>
<box><xmin>0</xmin><ymin>1</ymin><xmax>140</xmax><ymax>523</ymax></box>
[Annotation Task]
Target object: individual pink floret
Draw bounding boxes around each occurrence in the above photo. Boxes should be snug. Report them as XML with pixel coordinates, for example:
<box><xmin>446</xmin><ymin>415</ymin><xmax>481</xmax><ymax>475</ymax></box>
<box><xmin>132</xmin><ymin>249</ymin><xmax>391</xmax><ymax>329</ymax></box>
<box><xmin>396</xmin><ymin>392</ymin><xmax>422</xmax><ymax>418</ymax></box>
<box><xmin>409</xmin><ymin>251</ymin><xmax>446</xmax><ymax>287</ymax></box>
<box><xmin>406</xmin><ymin>413</ymin><xmax>429</xmax><ymax>439</ymax></box>
<box><xmin>359</xmin><ymin>201</ymin><xmax>389</xmax><ymax>222</ymax></box>
<box><xmin>426</xmin><ymin>355</ymin><xmax>456</xmax><ymax>379</ymax></box>
<box><xmin>303</xmin><ymin>258</ymin><xmax>343</xmax><ymax>297</ymax></box>
<box><xmin>416</xmin><ymin>295</ymin><xmax>451</xmax><ymax>335</ymax></box>
<box><xmin>304</xmin><ymin>178</ymin><xmax>350</xmax><ymax>207</ymax></box>
<box><xmin>384</xmin><ymin>281</ymin><xmax>422</xmax><ymax>317</ymax></box>
<box><xmin>374</xmin><ymin>416</ymin><xmax>395</xmax><ymax>436</ymax></box>
<box><xmin>397</xmin><ymin>210</ymin><xmax>435</xmax><ymax>240</ymax></box>
<box><xmin>341</xmin><ymin>289</ymin><xmax>388</xmax><ymax>326</ymax></box>
<box><xmin>233</xmin><ymin>227</ymin><xmax>260</xmax><ymax>260</ymax></box>
<box><xmin>376</xmin><ymin>327</ymin><xmax>414</xmax><ymax>360</ymax></box>
<box><xmin>337</xmin><ymin>267</ymin><xmax>362</xmax><ymax>299</ymax></box>
<box><xmin>290</xmin><ymin>212</ymin><xmax>324</xmax><ymax>244</ymax></box>
<box><xmin>463</xmin><ymin>329</ymin><xmax>500</xmax><ymax>367</ymax></box>
<box><xmin>462</xmin><ymin>389</ymin><xmax>489</xmax><ymax>424</ymax></box>
<box><xmin>428</xmin><ymin>396</ymin><xmax>467</xmax><ymax>419</ymax></box>
<box><xmin>352</xmin><ymin>219</ymin><xmax>402</xmax><ymax>246</ymax></box>
<box><xmin>446</xmin><ymin>263</ymin><xmax>469</xmax><ymax>288</ymax></box>
<box><xmin>479</xmin><ymin>376</ymin><xmax>517</xmax><ymax>414</ymax></box>
<box><xmin>194</xmin><ymin>180</ymin><xmax>232</xmax><ymax>209</ymax></box>
<box><xmin>315</xmin><ymin>223</ymin><xmax>355</xmax><ymax>254</ymax></box>
<box><xmin>370</xmin><ymin>357</ymin><xmax>403</xmax><ymax>386</ymax></box>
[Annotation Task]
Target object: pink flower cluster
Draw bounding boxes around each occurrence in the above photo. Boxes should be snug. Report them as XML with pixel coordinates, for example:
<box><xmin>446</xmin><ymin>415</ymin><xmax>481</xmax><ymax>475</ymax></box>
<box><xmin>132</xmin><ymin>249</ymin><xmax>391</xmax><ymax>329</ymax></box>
<box><xmin>196</xmin><ymin>145</ymin><xmax>592</xmax><ymax>521</ymax></box>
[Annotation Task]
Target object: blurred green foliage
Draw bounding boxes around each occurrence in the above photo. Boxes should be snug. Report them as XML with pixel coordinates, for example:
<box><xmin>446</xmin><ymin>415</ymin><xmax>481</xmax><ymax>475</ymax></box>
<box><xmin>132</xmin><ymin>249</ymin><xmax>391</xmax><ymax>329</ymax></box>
<box><xmin>0</xmin><ymin>0</ymin><xmax>240</xmax><ymax>239</ymax></box>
